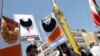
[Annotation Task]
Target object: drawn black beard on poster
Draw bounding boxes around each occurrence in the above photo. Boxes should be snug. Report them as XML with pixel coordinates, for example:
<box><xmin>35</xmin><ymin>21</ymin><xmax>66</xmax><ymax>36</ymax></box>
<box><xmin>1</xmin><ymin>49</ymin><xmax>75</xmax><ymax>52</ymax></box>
<box><xmin>20</xmin><ymin>18</ymin><xmax>32</xmax><ymax>27</ymax></box>
<box><xmin>41</xmin><ymin>17</ymin><xmax>56</xmax><ymax>32</ymax></box>
<box><xmin>20</xmin><ymin>18</ymin><xmax>32</xmax><ymax>32</ymax></box>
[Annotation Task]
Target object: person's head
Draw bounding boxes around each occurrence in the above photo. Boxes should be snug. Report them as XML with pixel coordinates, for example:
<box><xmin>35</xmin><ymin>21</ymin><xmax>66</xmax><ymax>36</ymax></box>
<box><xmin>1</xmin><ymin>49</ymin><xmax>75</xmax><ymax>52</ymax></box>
<box><xmin>98</xmin><ymin>37</ymin><xmax>100</xmax><ymax>40</ymax></box>
<box><xmin>89</xmin><ymin>41</ymin><xmax>95</xmax><ymax>48</ymax></box>
<box><xmin>26</xmin><ymin>45</ymin><xmax>38</xmax><ymax>56</ymax></box>
<box><xmin>93</xmin><ymin>0</ymin><xmax>96</xmax><ymax>3</ymax></box>
<box><xmin>78</xmin><ymin>46</ymin><xmax>86</xmax><ymax>53</ymax></box>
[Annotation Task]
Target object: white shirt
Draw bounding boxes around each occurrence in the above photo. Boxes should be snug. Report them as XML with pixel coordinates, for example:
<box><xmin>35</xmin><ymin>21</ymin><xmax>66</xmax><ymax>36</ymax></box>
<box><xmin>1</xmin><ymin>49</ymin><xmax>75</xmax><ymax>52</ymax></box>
<box><xmin>90</xmin><ymin>46</ymin><xmax>100</xmax><ymax>56</ymax></box>
<box><xmin>55</xmin><ymin>50</ymin><xmax>60</xmax><ymax>56</ymax></box>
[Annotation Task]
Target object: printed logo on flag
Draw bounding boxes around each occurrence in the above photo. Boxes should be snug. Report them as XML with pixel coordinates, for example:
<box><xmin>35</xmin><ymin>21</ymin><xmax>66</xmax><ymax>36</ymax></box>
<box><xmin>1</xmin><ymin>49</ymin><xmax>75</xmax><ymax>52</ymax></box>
<box><xmin>40</xmin><ymin>13</ymin><xmax>64</xmax><ymax>44</ymax></box>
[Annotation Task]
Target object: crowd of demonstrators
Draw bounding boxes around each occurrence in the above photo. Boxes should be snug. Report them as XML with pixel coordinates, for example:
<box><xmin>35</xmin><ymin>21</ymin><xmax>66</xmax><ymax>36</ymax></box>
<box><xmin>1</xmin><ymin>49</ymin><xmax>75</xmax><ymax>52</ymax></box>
<box><xmin>56</xmin><ymin>43</ymin><xmax>79</xmax><ymax>56</ymax></box>
<box><xmin>78</xmin><ymin>46</ymin><xmax>93</xmax><ymax>56</ymax></box>
<box><xmin>25</xmin><ymin>39</ymin><xmax>100</xmax><ymax>56</ymax></box>
<box><xmin>56</xmin><ymin>41</ymin><xmax>100</xmax><ymax>56</ymax></box>
<box><xmin>55</xmin><ymin>42</ymin><xmax>94</xmax><ymax>56</ymax></box>
<box><xmin>78</xmin><ymin>41</ymin><xmax>100</xmax><ymax>56</ymax></box>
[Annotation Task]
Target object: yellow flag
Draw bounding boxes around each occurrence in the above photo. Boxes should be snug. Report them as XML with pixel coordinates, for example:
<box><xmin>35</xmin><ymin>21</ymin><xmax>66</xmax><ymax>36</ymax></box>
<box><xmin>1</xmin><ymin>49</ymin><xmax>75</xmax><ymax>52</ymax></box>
<box><xmin>51</xmin><ymin>0</ymin><xmax>81</xmax><ymax>55</ymax></box>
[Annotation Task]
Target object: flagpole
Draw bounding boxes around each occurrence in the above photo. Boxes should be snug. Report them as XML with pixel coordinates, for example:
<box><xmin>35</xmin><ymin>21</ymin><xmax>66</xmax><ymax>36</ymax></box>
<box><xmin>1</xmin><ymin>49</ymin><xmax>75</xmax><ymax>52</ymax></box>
<box><xmin>0</xmin><ymin>0</ymin><xmax>3</xmax><ymax>31</ymax></box>
<box><xmin>0</xmin><ymin>0</ymin><xmax>3</xmax><ymax>17</ymax></box>
<box><xmin>51</xmin><ymin>0</ymin><xmax>81</xmax><ymax>55</ymax></box>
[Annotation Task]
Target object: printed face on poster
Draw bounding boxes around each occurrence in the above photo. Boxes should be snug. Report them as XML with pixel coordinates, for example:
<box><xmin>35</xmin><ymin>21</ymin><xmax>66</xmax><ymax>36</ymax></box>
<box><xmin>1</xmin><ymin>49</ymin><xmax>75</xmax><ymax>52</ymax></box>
<box><xmin>0</xmin><ymin>16</ymin><xmax>20</xmax><ymax>49</ymax></box>
<box><xmin>14</xmin><ymin>14</ymin><xmax>41</xmax><ymax>41</ymax></box>
<box><xmin>40</xmin><ymin>13</ymin><xmax>66</xmax><ymax>45</ymax></box>
<box><xmin>0</xmin><ymin>1</ymin><xmax>22</xmax><ymax>56</ymax></box>
<box><xmin>0</xmin><ymin>0</ymin><xmax>20</xmax><ymax>49</ymax></box>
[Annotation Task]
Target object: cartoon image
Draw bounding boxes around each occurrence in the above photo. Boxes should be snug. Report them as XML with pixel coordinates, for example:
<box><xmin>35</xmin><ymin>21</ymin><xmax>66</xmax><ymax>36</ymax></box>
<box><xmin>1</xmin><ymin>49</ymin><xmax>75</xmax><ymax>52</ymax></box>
<box><xmin>20</xmin><ymin>18</ymin><xmax>32</xmax><ymax>32</ymax></box>
<box><xmin>41</xmin><ymin>17</ymin><xmax>56</xmax><ymax>32</ymax></box>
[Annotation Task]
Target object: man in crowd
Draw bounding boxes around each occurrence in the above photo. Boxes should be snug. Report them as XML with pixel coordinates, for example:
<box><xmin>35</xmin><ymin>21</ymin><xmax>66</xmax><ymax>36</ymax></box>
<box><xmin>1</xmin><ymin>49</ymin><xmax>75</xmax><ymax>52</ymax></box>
<box><xmin>26</xmin><ymin>38</ymin><xmax>38</xmax><ymax>56</ymax></box>
<box><xmin>26</xmin><ymin>44</ymin><xmax>38</xmax><ymax>56</ymax></box>
<box><xmin>89</xmin><ymin>41</ymin><xmax>100</xmax><ymax>56</ymax></box>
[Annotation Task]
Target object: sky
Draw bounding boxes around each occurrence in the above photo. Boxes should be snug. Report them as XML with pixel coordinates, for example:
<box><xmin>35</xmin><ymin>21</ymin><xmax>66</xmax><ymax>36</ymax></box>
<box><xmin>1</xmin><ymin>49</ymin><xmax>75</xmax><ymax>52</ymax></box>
<box><xmin>2</xmin><ymin>0</ymin><xmax>100</xmax><ymax>35</ymax></box>
<box><xmin>1</xmin><ymin>0</ymin><xmax>100</xmax><ymax>56</ymax></box>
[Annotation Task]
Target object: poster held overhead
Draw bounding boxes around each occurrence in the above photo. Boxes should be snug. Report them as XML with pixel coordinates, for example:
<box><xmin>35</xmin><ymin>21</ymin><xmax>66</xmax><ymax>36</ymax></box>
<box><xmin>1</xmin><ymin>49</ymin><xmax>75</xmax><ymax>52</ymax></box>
<box><xmin>40</xmin><ymin>13</ymin><xmax>67</xmax><ymax>47</ymax></box>
<box><xmin>14</xmin><ymin>14</ymin><xmax>41</xmax><ymax>41</ymax></box>
<box><xmin>0</xmin><ymin>16</ymin><xmax>22</xmax><ymax>56</ymax></box>
<box><xmin>14</xmin><ymin>14</ymin><xmax>41</xmax><ymax>56</ymax></box>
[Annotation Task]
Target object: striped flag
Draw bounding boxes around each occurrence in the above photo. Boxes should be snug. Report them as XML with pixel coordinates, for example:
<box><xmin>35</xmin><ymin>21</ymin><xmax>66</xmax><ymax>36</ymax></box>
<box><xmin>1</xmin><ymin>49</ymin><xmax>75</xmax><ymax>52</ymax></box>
<box><xmin>40</xmin><ymin>13</ymin><xmax>67</xmax><ymax>45</ymax></box>
<box><xmin>89</xmin><ymin>0</ymin><xmax>100</xmax><ymax>26</ymax></box>
<box><xmin>0</xmin><ymin>16</ymin><xmax>21</xmax><ymax>56</ymax></box>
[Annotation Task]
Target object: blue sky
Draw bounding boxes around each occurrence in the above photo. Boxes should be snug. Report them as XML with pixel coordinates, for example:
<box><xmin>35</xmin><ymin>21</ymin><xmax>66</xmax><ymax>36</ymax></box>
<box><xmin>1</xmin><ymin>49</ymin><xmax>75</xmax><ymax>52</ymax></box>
<box><xmin>3</xmin><ymin>0</ymin><xmax>100</xmax><ymax>34</ymax></box>
<box><xmin>2</xmin><ymin>0</ymin><xmax>100</xmax><ymax>56</ymax></box>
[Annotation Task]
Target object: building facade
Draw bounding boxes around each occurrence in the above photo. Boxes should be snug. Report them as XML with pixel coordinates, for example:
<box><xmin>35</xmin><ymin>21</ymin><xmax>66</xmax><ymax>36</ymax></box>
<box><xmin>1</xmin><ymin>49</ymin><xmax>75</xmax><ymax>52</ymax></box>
<box><xmin>37</xmin><ymin>29</ymin><xmax>100</xmax><ymax>56</ymax></box>
<box><xmin>37</xmin><ymin>41</ymin><xmax>57</xmax><ymax>56</ymax></box>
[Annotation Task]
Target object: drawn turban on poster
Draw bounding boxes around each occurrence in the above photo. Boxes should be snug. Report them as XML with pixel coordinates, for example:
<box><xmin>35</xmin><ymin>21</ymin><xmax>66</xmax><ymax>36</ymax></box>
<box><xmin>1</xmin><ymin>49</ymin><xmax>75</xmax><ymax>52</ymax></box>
<box><xmin>40</xmin><ymin>13</ymin><xmax>66</xmax><ymax>44</ymax></box>
<box><xmin>14</xmin><ymin>14</ymin><xmax>41</xmax><ymax>40</ymax></box>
